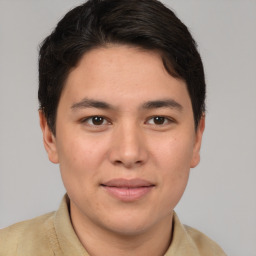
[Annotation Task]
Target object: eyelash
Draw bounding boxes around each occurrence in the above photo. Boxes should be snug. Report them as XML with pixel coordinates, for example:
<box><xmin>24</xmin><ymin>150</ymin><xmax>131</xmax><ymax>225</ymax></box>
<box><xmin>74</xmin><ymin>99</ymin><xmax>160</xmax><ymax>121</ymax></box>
<box><xmin>146</xmin><ymin>116</ymin><xmax>174</xmax><ymax>125</ymax></box>
<box><xmin>80</xmin><ymin>115</ymin><xmax>174</xmax><ymax>127</ymax></box>
<box><xmin>81</xmin><ymin>116</ymin><xmax>111</xmax><ymax>126</ymax></box>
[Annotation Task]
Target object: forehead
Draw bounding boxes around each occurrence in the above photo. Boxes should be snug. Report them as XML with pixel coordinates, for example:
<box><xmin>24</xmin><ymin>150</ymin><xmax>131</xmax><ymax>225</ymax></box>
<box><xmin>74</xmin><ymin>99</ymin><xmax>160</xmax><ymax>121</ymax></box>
<box><xmin>60</xmin><ymin>45</ymin><xmax>191</xmax><ymax>110</ymax></box>
<box><xmin>71</xmin><ymin>45</ymin><xmax>167</xmax><ymax>84</ymax></box>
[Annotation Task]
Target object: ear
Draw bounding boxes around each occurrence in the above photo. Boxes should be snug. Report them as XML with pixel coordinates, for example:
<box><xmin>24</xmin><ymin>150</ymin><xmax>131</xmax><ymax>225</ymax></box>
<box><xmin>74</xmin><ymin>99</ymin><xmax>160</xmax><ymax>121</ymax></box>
<box><xmin>190</xmin><ymin>115</ymin><xmax>205</xmax><ymax>168</ymax></box>
<box><xmin>39</xmin><ymin>110</ymin><xmax>59</xmax><ymax>164</ymax></box>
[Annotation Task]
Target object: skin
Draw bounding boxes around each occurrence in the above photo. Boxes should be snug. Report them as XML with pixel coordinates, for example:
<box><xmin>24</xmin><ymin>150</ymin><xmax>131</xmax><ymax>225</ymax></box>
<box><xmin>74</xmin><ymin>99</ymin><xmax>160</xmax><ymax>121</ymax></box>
<box><xmin>40</xmin><ymin>45</ymin><xmax>205</xmax><ymax>256</ymax></box>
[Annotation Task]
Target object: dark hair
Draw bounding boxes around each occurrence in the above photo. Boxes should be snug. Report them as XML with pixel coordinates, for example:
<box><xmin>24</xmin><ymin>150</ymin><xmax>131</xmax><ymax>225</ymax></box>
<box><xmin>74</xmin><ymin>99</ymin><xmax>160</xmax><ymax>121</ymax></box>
<box><xmin>38</xmin><ymin>0</ymin><xmax>206</xmax><ymax>134</ymax></box>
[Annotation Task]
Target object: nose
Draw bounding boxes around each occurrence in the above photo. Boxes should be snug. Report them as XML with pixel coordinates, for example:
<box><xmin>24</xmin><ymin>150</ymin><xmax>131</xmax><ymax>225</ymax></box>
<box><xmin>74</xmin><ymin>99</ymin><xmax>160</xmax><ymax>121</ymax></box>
<box><xmin>108</xmin><ymin>123</ymin><xmax>148</xmax><ymax>169</ymax></box>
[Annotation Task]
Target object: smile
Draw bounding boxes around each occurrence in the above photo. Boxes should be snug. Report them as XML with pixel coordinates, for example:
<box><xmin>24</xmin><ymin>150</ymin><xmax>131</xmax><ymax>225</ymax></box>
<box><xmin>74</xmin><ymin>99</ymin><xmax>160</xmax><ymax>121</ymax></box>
<box><xmin>101</xmin><ymin>178</ymin><xmax>155</xmax><ymax>202</ymax></box>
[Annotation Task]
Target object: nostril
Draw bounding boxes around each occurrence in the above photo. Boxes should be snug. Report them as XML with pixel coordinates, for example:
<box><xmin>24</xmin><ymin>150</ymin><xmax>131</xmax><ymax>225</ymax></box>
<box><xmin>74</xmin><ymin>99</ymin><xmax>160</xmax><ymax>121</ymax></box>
<box><xmin>114</xmin><ymin>160</ymin><xmax>123</xmax><ymax>165</ymax></box>
<box><xmin>113</xmin><ymin>159</ymin><xmax>144</xmax><ymax>168</ymax></box>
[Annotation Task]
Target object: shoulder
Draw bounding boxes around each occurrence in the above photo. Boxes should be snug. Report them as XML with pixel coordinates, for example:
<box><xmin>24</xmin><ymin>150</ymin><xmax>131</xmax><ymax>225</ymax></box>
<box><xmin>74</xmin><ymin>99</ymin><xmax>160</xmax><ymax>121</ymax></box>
<box><xmin>184</xmin><ymin>225</ymin><xmax>227</xmax><ymax>256</ymax></box>
<box><xmin>0</xmin><ymin>212</ymin><xmax>55</xmax><ymax>256</ymax></box>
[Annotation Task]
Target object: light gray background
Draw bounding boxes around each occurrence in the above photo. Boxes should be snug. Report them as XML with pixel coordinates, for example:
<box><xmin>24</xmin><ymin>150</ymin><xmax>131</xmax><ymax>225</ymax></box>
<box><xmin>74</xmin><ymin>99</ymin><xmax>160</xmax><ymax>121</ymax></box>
<box><xmin>0</xmin><ymin>0</ymin><xmax>255</xmax><ymax>255</ymax></box>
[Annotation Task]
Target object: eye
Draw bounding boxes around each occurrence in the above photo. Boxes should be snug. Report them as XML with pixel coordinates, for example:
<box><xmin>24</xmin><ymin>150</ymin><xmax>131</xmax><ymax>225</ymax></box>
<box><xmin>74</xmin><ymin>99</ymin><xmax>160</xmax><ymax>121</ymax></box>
<box><xmin>146</xmin><ymin>116</ymin><xmax>172</xmax><ymax>125</ymax></box>
<box><xmin>82</xmin><ymin>116</ymin><xmax>109</xmax><ymax>126</ymax></box>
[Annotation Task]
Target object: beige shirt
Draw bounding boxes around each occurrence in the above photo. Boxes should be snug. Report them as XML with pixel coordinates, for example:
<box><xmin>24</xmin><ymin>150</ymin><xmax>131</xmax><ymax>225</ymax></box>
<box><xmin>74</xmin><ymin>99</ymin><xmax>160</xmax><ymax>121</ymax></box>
<box><xmin>0</xmin><ymin>195</ymin><xmax>226</xmax><ymax>256</ymax></box>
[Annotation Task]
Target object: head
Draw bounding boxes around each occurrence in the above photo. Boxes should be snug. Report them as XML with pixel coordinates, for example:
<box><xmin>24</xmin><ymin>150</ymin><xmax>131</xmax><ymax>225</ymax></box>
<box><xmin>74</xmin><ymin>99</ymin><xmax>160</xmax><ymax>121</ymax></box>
<box><xmin>38</xmin><ymin>0</ymin><xmax>206</xmax><ymax>240</ymax></box>
<box><xmin>38</xmin><ymin>0</ymin><xmax>205</xmax><ymax>135</ymax></box>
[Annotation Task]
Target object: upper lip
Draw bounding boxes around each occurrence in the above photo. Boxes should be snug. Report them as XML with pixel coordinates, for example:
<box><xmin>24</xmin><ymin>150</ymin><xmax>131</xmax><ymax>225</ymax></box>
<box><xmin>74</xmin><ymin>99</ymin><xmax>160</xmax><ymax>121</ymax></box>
<box><xmin>101</xmin><ymin>178</ymin><xmax>155</xmax><ymax>188</ymax></box>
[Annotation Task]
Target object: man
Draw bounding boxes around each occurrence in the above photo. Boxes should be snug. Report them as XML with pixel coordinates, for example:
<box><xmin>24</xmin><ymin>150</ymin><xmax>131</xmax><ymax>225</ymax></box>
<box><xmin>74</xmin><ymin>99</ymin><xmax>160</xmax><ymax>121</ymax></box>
<box><xmin>0</xmin><ymin>0</ymin><xmax>226</xmax><ymax>255</ymax></box>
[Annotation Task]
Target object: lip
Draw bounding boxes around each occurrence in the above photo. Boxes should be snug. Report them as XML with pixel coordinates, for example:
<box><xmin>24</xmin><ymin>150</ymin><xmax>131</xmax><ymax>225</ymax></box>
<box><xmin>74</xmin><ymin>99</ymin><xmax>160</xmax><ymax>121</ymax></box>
<box><xmin>101</xmin><ymin>178</ymin><xmax>155</xmax><ymax>202</ymax></box>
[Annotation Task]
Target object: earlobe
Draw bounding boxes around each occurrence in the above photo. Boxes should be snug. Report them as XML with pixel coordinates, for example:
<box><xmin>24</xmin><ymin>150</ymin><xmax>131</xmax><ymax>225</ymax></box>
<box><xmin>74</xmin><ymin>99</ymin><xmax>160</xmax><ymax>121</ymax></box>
<box><xmin>39</xmin><ymin>111</ymin><xmax>59</xmax><ymax>164</ymax></box>
<box><xmin>190</xmin><ymin>115</ymin><xmax>205</xmax><ymax>168</ymax></box>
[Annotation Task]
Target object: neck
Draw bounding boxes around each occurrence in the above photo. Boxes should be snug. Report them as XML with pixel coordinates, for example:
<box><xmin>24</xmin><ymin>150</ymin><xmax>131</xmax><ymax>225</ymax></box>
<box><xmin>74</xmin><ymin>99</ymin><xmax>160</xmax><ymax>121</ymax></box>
<box><xmin>70</xmin><ymin>202</ymin><xmax>173</xmax><ymax>256</ymax></box>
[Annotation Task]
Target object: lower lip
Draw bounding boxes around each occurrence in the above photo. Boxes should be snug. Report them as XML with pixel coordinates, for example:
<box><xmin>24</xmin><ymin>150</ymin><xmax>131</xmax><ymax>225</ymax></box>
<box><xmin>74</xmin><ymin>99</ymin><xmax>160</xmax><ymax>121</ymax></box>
<box><xmin>102</xmin><ymin>186</ymin><xmax>154</xmax><ymax>202</ymax></box>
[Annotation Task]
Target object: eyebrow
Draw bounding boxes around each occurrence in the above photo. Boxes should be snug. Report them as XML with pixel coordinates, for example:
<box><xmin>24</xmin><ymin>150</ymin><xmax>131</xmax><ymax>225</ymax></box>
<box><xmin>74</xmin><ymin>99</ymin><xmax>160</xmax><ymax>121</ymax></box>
<box><xmin>71</xmin><ymin>98</ymin><xmax>183</xmax><ymax>112</ymax></box>
<box><xmin>71</xmin><ymin>98</ymin><xmax>113</xmax><ymax>110</ymax></box>
<box><xmin>141</xmin><ymin>99</ymin><xmax>183</xmax><ymax>111</ymax></box>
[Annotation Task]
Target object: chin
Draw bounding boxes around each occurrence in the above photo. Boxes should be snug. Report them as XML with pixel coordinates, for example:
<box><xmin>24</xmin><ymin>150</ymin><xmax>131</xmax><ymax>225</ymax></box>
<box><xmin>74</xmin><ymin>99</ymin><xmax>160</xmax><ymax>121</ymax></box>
<box><xmin>100</xmin><ymin>210</ymin><xmax>163</xmax><ymax>237</ymax></box>
<box><xmin>105</xmin><ymin>221</ymin><xmax>151</xmax><ymax>237</ymax></box>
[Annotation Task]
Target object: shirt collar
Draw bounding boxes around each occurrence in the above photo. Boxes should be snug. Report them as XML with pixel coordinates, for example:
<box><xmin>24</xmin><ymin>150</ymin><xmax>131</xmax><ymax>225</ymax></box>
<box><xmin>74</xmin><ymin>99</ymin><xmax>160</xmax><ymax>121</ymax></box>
<box><xmin>54</xmin><ymin>194</ymin><xmax>89</xmax><ymax>256</ymax></box>
<box><xmin>164</xmin><ymin>212</ymin><xmax>199</xmax><ymax>256</ymax></box>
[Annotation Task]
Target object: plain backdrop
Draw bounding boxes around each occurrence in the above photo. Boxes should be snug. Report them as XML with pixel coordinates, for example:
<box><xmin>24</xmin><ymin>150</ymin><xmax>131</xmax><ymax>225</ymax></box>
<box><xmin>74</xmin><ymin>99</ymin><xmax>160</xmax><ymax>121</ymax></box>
<box><xmin>0</xmin><ymin>0</ymin><xmax>255</xmax><ymax>255</ymax></box>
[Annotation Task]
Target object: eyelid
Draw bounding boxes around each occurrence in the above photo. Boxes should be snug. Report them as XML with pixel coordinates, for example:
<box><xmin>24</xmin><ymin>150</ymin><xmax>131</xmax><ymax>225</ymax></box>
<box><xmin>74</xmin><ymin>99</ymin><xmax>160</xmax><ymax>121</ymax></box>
<box><xmin>145</xmin><ymin>116</ymin><xmax>175</xmax><ymax>125</ymax></box>
<box><xmin>80</xmin><ymin>116</ymin><xmax>112</xmax><ymax>126</ymax></box>
<box><xmin>79</xmin><ymin>115</ymin><xmax>175</xmax><ymax>127</ymax></box>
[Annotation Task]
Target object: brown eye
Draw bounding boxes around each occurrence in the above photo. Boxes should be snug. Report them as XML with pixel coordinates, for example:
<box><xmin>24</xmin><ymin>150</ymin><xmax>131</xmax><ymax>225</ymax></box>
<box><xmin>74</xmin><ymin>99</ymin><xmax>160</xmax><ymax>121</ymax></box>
<box><xmin>147</xmin><ymin>116</ymin><xmax>169</xmax><ymax>125</ymax></box>
<box><xmin>153</xmin><ymin>116</ymin><xmax>166</xmax><ymax>125</ymax></box>
<box><xmin>84</xmin><ymin>116</ymin><xmax>108</xmax><ymax>126</ymax></box>
<box><xmin>91</xmin><ymin>116</ymin><xmax>104</xmax><ymax>125</ymax></box>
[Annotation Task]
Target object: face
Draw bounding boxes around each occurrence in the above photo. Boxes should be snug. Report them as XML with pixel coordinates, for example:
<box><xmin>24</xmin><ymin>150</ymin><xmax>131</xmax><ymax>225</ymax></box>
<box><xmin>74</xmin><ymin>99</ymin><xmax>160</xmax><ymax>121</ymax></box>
<box><xmin>40</xmin><ymin>45</ymin><xmax>204</xmax><ymax>236</ymax></box>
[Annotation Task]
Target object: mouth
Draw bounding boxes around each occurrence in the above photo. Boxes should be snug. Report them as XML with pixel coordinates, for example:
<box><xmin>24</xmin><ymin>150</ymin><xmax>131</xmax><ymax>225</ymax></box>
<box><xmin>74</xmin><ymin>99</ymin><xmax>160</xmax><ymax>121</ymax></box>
<box><xmin>100</xmin><ymin>178</ymin><xmax>155</xmax><ymax>202</ymax></box>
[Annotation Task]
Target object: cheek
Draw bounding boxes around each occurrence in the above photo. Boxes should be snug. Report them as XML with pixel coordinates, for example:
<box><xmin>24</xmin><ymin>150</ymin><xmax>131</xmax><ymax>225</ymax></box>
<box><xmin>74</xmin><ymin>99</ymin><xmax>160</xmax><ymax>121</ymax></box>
<box><xmin>57</xmin><ymin>132</ymin><xmax>106</xmax><ymax>166</ymax></box>
<box><xmin>56</xmin><ymin>134</ymin><xmax>108</xmax><ymax>190</ymax></box>
<box><xmin>155</xmin><ymin>134</ymin><xmax>195</xmax><ymax>171</ymax></box>
<box><xmin>152</xmin><ymin>135</ymin><xmax>194</xmax><ymax>205</ymax></box>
